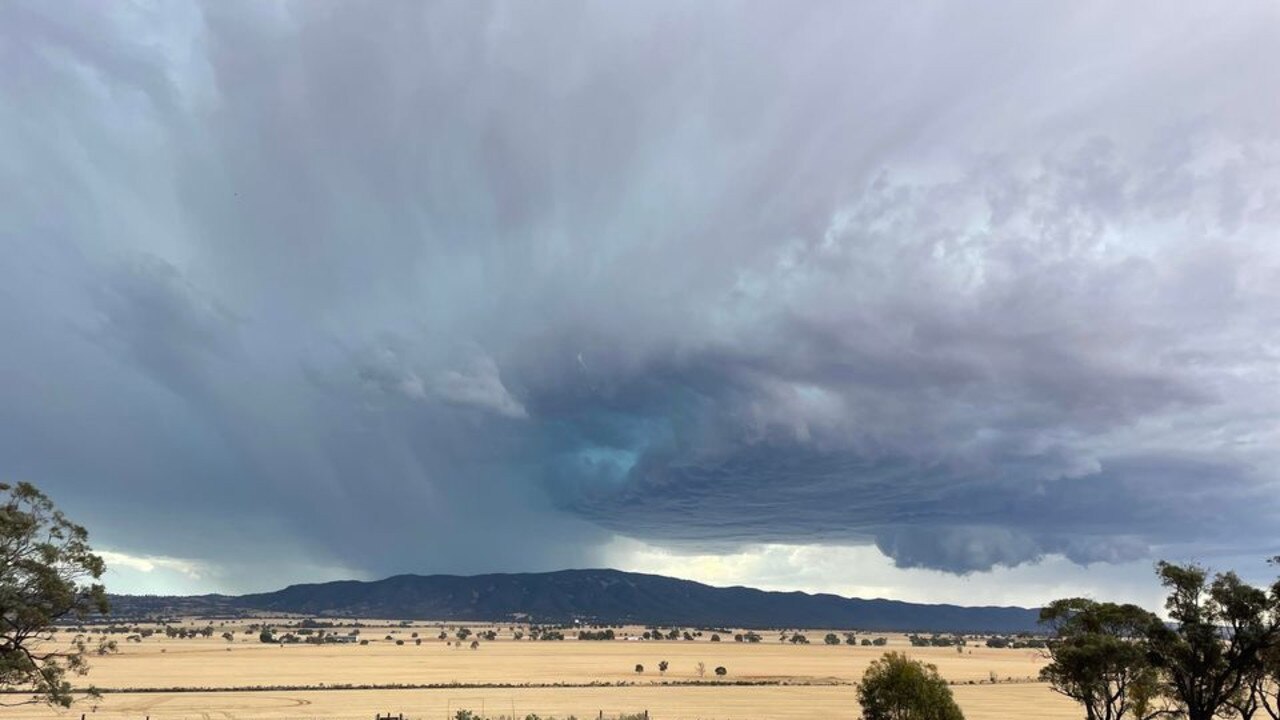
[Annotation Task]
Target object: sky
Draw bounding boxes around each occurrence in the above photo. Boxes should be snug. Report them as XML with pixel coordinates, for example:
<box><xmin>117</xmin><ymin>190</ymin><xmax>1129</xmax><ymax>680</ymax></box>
<box><xmin>2</xmin><ymin>1</ymin><xmax>1279</xmax><ymax>610</ymax></box>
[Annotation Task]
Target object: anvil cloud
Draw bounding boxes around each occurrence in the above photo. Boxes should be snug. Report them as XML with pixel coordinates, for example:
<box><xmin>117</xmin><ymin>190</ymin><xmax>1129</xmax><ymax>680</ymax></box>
<box><xmin>2</xmin><ymin>1</ymin><xmax>1278</xmax><ymax>599</ymax></box>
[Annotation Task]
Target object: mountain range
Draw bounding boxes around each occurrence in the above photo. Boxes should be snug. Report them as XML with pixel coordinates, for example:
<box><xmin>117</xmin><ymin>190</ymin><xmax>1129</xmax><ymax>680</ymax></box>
<box><xmin>109</xmin><ymin>568</ymin><xmax>1042</xmax><ymax>634</ymax></box>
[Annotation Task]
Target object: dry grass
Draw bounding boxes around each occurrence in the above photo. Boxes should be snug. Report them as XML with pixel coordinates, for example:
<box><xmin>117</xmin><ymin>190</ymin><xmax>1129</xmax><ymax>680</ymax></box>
<box><xmin>0</xmin><ymin>621</ymin><xmax>1081</xmax><ymax>719</ymax></box>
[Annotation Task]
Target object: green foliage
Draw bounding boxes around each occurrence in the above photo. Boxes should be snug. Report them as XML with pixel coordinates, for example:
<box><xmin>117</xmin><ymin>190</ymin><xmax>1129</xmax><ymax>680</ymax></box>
<box><xmin>1038</xmin><ymin>598</ymin><xmax>1164</xmax><ymax>720</ymax></box>
<box><xmin>714</xmin><ymin>665</ymin><xmax>727</xmax><ymax>676</ymax></box>
<box><xmin>0</xmin><ymin>482</ymin><xmax>110</xmax><ymax>707</ymax></box>
<box><xmin>857</xmin><ymin>652</ymin><xmax>964</xmax><ymax>720</ymax></box>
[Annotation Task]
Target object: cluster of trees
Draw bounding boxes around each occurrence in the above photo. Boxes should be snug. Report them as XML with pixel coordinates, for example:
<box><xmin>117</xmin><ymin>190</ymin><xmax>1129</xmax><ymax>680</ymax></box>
<box><xmin>577</xmin><ymin>629</ymin><xmax>616</xmax><ymax>640</ymax></box>
<box><xmin>1040</xmin><ymin>559</ymin><xmax>1280</xmax><ymax>720</ymax></box>
<box><xmin>640</xmin><ymin>628</ymin><xmax>698</xmax><ymax>641</ymax></box>
<box><xmin>908</xmin><ymin>634</ymin><xmax>967</xmax><ymax>648</ymax></box>
<box><xmin>984</xmin><ymin>635</ymin><xmax>1046</xmax><ymax>650</ymax></box>
<box><xmin>733</xmin><ymin>631</ymin><xmax>763</xmax><ymax>643</ymax></box>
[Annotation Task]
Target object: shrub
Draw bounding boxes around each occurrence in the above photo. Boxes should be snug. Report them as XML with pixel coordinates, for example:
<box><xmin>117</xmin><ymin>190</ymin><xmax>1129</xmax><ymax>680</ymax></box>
<box><xmin>714</xmin><ymin>666</ymin><xmax>727</xmax><ymax>676</ymax></box>
<box><xmin>857</xmin><ymin>652</ymin><xmax>964</xmax><ymax>720</ymax></box>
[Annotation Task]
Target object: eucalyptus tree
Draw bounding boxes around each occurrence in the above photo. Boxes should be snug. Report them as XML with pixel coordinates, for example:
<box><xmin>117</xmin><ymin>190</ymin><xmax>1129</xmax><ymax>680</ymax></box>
<box><xmin>0</xmin><ymin>482</ymin><xmax>111</xmax><ymax>707</ymax></box>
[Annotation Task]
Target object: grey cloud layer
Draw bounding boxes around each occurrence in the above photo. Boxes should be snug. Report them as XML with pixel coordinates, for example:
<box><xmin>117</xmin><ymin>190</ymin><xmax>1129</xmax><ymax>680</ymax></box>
<box><xmin>2</xmin><ymin>0</ymin><xmax>1278</xmax><ymax>587</ymax></box>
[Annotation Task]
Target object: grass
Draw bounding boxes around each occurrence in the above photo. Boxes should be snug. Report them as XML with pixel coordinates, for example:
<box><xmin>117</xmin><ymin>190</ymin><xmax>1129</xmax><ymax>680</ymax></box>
<box><xmin>0</xmin><ymin>619</ymin><xmax>1080</xmax><ymax>720</ymax></box>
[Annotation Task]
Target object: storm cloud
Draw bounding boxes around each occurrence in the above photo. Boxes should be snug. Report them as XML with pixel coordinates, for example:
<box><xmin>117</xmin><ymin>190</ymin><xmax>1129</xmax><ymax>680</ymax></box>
<box><xmin>2</xmin><ymin>0</ymin><xmax>1279</xmax><ymax>593</ymax></box>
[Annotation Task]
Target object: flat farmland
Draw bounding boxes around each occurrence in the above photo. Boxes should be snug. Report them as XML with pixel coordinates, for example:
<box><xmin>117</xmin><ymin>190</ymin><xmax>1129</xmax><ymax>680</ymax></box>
<box><xmin>0</xmin><ymin>622</ymin><xmax>1079</xmax><ymax>720</ymax></box>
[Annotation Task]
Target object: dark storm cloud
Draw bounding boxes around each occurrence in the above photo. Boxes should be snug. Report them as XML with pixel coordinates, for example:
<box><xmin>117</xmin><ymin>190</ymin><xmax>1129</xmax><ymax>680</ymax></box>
<box><xmin>2</xmin><ymin>0</ymin><xmax>1279</xmax><ymax>588</ymax></box>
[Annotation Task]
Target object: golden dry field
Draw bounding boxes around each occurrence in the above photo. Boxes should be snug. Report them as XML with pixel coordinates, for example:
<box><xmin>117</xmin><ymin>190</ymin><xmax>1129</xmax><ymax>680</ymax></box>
<box><xmin>0</xmin><ymin>621</ymin><xmax>1080</xmax><ymax>720</ymax></box>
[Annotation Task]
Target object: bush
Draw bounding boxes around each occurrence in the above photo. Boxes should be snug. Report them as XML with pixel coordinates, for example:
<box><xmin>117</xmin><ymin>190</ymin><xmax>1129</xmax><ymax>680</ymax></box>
<box><xmin>714</xmin><ymin>666</ymin><xmax>727</xmax><ymax>676</ymax></box>
<box><xmin>857</xmin><ymin>652</ymin><xmax>964</xmax><ymax>720</ymax></box>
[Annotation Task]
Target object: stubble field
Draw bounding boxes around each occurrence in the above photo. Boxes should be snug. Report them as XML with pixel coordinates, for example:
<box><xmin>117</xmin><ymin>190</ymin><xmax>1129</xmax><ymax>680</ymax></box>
<box><xmin>0</xmin><ymin>621</ymin><xmax>1080</xmax><ymax>720</ymax></box>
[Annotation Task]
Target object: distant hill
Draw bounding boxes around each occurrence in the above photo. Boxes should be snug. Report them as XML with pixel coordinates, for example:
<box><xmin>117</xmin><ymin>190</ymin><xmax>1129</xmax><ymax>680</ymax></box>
<box><xmin>109</xmin><ymin>568</ymin><xmax>1041</xmax><ymax>633</ymax></box>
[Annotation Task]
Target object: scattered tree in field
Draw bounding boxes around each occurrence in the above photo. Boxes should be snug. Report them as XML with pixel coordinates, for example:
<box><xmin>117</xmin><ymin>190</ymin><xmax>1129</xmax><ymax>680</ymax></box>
<box><xmin>1039</xmin><ymin>598</ymin><xmax>1165</xmax><ymax>720</ymax></box>
<box><xmin>790</xmin><ymin>633</ymin><xmax>809</xmax><ymax>644</ymax></box>
<box><xmin>635</xmin><ymin>664</ymin><xmax>644</xmax><ymax>674</ymax></box>
<box><xmin>470</xmin><ymin>640</ymin><xmax>480</xmax><ymax>650</ymax></box>
<box><xmin>824</xmin><ymin>633</ymin><xmax>840</xmax><ymax>645</ymax></box>
<box><xmin>714</xmin><ymin>666</ymin><xmax>727</xmax><ymax>677</ymax></box>
<box><xmin>0</xmin><ymin>483</ymin><xmax>111</xmax><ymax>707</ymax></box>
<box><xmin>514</xmin><ymin>630</ymin><xmax>525</xmax><ymax>640</ymax></box>
<box><xmin>456</xmin><ymin>627</ymin><xmax>472</xmax><ymax>640</ymax></box>
<box><xmin>658</xmin><ymin>660</ymin><xmax>669</xmax><ymax>675</ymax></box>
<box><xmin>221</xmin><ymin>632</ymin><xmax>234</xmax><ymax>642</ymax></box>
<box><xmin>857</xmin><ymin>652</ymin><xmax>964</xmax><ymax>720</ymax></box>
<box><xmin>710</xmin><ymin>634</ymin><xmax>720</xmax><ymax>642</ymax></box>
